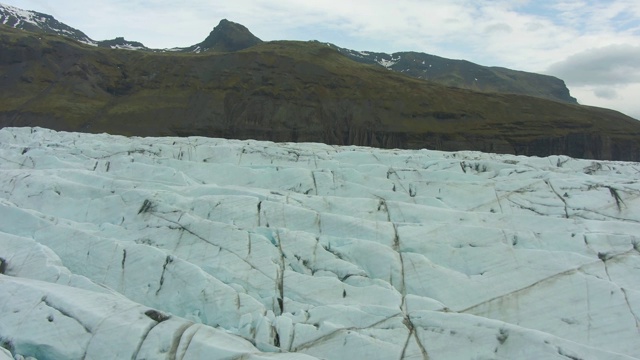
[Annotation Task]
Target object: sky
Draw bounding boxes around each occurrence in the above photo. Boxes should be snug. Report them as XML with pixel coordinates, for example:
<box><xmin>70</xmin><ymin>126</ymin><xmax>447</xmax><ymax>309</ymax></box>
<box><xmin>4</xmin><ymin>0</ymin><xmax>640</xmax><ymax>120</ymax></box>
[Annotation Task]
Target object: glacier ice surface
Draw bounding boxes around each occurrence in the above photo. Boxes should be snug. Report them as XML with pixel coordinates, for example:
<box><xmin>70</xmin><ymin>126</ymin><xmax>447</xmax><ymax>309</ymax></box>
<box><xmin>0</xmin><ymin>127</ymin><xmax>639</xmax><ymax>359</ymax></box>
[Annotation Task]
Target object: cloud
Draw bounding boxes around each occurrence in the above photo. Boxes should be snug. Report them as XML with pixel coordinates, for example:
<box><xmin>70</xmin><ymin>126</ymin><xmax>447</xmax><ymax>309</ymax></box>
<box><xmin>484</xmin><ymin>23</ymin><xmax>513</xmax><ymax>34</ymax></box>
<box><xmin>571</xmin><ymin>83</ymin><xmax>640</xmax><ymax>120</ymax></box>
<box><xmin>593</xmin><ymin>88</ymin><xmax>619</xmax><ymax>99</ymax></box>
<box><xmin>546</xmin><ymin>45</ymin><xmax>640</xmax><ymax>86</ymax></box>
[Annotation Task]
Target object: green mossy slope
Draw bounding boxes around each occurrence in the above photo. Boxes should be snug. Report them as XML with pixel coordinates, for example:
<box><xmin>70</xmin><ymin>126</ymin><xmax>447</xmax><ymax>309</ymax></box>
<box><xmin>1</xmin><ymin>26</ymin><xmax>639</xmax><ymax>160</ymax></box>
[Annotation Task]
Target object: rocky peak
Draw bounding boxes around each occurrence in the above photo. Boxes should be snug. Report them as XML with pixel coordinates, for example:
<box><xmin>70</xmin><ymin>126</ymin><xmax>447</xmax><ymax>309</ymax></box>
<box><xmin>194</xmin><ymin>18</ymin><xmax>262</xmax><ymax>52</ymax></box>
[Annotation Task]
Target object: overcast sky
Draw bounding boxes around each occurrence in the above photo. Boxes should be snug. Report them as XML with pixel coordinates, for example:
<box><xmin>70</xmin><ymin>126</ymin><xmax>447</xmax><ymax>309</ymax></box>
<box><xmin>4</xmin><ymin>0</ymin><xmax>640</xmax><ymax>120</ymax></box>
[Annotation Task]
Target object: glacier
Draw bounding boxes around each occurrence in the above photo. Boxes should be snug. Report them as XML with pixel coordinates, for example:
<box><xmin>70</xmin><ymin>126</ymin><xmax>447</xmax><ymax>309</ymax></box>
<box><xmin>0</xmin><ymin>127</ymin><xmax>639</xmax><ymax>359</ymax></box>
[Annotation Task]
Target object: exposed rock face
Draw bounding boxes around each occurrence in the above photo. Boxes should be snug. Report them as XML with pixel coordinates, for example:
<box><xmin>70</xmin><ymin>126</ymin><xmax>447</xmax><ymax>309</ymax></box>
<box><xmin>1</xmin><ymin>26</ymin><xmax>640</xmax><ymax>161</ymax></box>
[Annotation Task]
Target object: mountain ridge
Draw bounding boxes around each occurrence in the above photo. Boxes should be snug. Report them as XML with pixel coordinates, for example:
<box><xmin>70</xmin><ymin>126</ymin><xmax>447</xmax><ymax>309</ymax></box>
<box><xmin>0</xmin><ymin>3</ymin><xmax>577</xmax><ymax>104</ymax></box>
<box><xmin>1</xmin><ymin>4</ymin><xmax>639</xmax><ymax>161</ymax></box>
<box><xmin>1</xmin><ymin>25</ymin><xmax>639</xmax><ymax>161</ymax></box>
<box><xmin>332</xmin><ymin>46</ymin><xmax>578</xmax><ymax>104</ymax></box>
<box><xmin>0</xmin><ymin>2</ymin><xmax>94</xmax><ymax>45</ymax></box>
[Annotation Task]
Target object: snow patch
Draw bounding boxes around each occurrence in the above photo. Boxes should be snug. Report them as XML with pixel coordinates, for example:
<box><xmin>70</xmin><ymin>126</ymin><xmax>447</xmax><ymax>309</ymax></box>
<box><xmin>0</xmin><ymin>4</ymin><xmax>42</xmax><ymax>26</ymax></box>
<box><xmin>111</xmin><ymin>44</ymin><xmax>145</xmax><ymax>51</ymax></box>
<box><xmin>376</xmin><ymin>55</ymin><xmax>401</xmax><ymax>69</ymax></box>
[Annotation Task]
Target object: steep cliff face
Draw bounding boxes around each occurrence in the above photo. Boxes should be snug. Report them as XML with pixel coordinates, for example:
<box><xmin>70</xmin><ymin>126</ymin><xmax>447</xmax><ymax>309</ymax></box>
<box><xmin>1</xmin><ymin>26</ymin><xmax>640</xmax><ymax>161</ymax></box>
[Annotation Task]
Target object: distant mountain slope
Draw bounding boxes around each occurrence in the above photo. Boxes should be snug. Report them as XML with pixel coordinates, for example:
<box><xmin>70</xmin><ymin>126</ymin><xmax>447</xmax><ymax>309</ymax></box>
<box><xmin>1</xmin><ymin>3</ymin><xmax>577</xmax><ymax>104</ymax></box>
<box><xmin>97</xmin><ymin>37</ymin><xmax>147</xmax><ymax>50</ymax></box>
<box><xmin>0</xmin><ymin>2</ymin><xmax>152</xmax><ymax>50</ymax></box>
<box><xmin>0</xmin><ymin>2</ymin><xmax>95</xmax><ymax>45</ymax></box>
<box><xmin>1</xmin><ymin>25</ymin><xmax>639</xmax><ymax>160</ymax></box>
<box><xmin>334</xmin><ymin>46</ymin><xmax>577</xmax><ymax>104</ymax></box>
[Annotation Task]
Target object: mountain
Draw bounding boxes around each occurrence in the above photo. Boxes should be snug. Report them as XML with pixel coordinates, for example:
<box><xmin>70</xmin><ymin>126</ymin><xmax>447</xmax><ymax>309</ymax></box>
<box><xmin>183</xmin><ymin>19</ymin><xmax>263</xmax><ymax>53</ymax></box>
<box><xmin>334</xmin><ymin>46</ymin><xmax>578</xmax><ymax>104</ymax></box>
<box><xmin>1</xmin><ymin>2</ymin><xmax>577</xmax><ymax>104</ymax></box>
<box><xmin>1</xmin><ymin>127</ymin><xmax>639</xmax><ymax>359</ymax></box>
<box><xmin>0</xmin><ymin>2</ymin><xmax>151</xmax><ymax>50</ymax></box>
<box><xmin>2</xmin><ymin>24</ymin><xmax>640</xmax><ymax>161</ymax></box>
<box><xmin>0</xmin><ymin>3</ymin><xmax>258</xmax><ymax>54</ymax></box>
<box><xmin>0</xmin><ymin>2</ymin><xmax>95</xmax><ymax>45</ymax></box>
